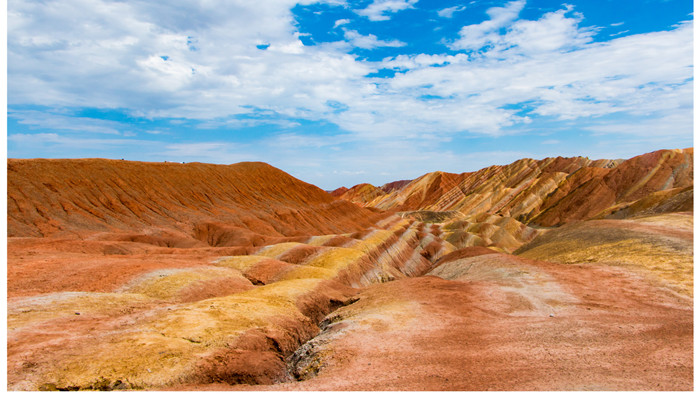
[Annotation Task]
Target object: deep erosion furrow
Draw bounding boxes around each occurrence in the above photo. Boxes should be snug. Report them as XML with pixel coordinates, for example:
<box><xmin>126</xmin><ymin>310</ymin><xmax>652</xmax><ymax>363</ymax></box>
<box><xmin>8</xmin><ymin>217</ymin><xmax>444</xmax><ymax>390</ymax></box>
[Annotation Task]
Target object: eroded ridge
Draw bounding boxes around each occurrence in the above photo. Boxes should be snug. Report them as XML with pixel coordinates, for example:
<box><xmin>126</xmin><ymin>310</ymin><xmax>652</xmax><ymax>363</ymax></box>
<box><xmin>8</xmin><ymin>216</ymin><xmax>451</xmax><ymax>390</ymax></box>
<box><xmin>335</xmin><ymin>148</ymin><xmax>693</xmax><ymax>227</ymax></box>
<box><xmin>267</xmin><ymin>213</ymin><xmax>693</xmax><ymax>391</ymax></box>
<box><xmin>7</xmin><ymin>150</ymin><xmax>694</xmax><ymax>391</ymax></box>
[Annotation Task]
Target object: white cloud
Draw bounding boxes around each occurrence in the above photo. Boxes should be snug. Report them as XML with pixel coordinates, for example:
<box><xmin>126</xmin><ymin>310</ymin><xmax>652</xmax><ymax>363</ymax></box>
<box><xmin>7</xmin><ymin>0</ymin><xmax>694</xmax><ymax>159</ymax></box>
<box><xmin>437</xmin><ymin>6</ymin><xmax>466</xmax><ymax>19</ymax></box>
<box><xmin>9</xmin><ymin>109</ymin><xmax>126</xmax><ymax>135</ymax></box>
<box><xmin>355</xmin><ymin>0</ymin><xmax>418</xmax><ymax>21</ymax></box>
<box><xmin>381</xmin><ymin>53</ymin><xmax>469</xmax><ymax>69</ymax></box>
<box><xmin>162</xmin><ymin>142</ymin><xmax>257</xmax><ymax>163</ymax></box>
<box><xmin>267</xmin><ymin>132</ymin><xmax>356</xmax><ymax>149</ymax></box>
<box><xmin>585</xmin><ymin>108</ymin><xmax>693</xmax><ymax>140</ymax></box>
<box><xmin>503</xmin><ymin>7</ymin><xmax>595</xmax><ymax>54</ymax></box>
<box><xmin>450</xmin><ymin>0</ymin><xmax>525</xmax><ymax>50</ymax></box>
<box><xmin>343</xmin><ymin>29</ymin><xmax>406</xmax><ymax>49</ymax></box>
<box><xmin>380</xmin><ymin>10</ymin><xmax>692</xmax><ymax>134</ymax></box>
<box><xmin>8</xmin><ymin>133</ymin><xmax>151</xmax><ymax>148</ymax></box>
<box><xmin>7</xmin><ymin>132</ymin><xmax>257</xmax><ymax>164</ymax></box>
<box><xmin>9</xmin><ymin>0</ymin><xmax>366</xmax><ymax>119</ymax></box>
<box><xmin>449</xmin><ymin>3</ymin><xmax>596</xmax><ymax>56</ymax></box>
<box><xmin>333</xmin><ymin>18</ymin><xmax>350</xmax><ymax>28</ymax></box>
<box><xmin>609</xmin><ymin>30</ymin><xmax>630</xmax><ymax>37</ymax></box>
<box><xmin>194</xmin><ymin>116</ymin><xmax>301</xmax><ymax>130</ymax></box>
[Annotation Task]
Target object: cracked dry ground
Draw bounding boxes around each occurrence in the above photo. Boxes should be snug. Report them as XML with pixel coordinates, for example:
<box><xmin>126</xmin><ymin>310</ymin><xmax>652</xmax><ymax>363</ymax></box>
<box><xmin>8</xmin><ymin>212</ymin><xmax>693</xmax><ymax>391</ymax></box>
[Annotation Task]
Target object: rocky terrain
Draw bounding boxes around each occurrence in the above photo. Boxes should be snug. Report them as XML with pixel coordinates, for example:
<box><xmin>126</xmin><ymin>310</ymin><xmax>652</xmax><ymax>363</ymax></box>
<box><xmin>337</xmin><ymin>148</ymin><xmax>693</xmax><ymax>224</ymax></box>
<box><xmin>6</xmin><ymin>148</ymin><xmax>693</xmax><ymax>391</ymax></box>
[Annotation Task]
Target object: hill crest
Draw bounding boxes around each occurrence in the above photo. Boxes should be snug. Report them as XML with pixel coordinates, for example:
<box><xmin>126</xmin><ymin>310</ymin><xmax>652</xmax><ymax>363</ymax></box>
<box><xmin>8</xmin><ymin>158</ymin><xmax>384</xmax><ymax>244</ymax></box>
<box><xmin>332</xmin><ymin>148</ymin><xmax>693</xmax><ymax>226</ymax></box>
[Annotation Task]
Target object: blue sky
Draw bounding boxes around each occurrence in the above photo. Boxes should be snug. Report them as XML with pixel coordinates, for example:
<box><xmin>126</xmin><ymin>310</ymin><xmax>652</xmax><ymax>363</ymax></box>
<box><xmin>6</xmin><ymin>0</ymin><xmax>694</xmax><ymax>190</ymax></box>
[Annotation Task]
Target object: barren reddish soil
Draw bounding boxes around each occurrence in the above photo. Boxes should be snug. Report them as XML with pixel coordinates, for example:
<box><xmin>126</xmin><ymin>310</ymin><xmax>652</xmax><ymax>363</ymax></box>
<box><xmin>181</xmin><ymin>238</ymin><xmax>692</xmax><ymax>391</ymax></box>
<box><xmin>6</xmin><ymin>151</ymin><xmax>694</xmax><ymax>391</ymax></box>
<box><xmin>262</xmin><ymin>272</ymin><xmax>690</xmax><ymax>390</ymax></box>
<box><xmin>8</xmin><ymin>158</ymin><xmax>384</xmax><ymax>240</ymax></box>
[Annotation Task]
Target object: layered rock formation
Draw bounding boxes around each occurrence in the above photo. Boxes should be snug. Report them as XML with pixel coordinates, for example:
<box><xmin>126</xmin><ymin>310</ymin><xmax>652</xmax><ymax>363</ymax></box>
<box><xmin>266</xmin><ymin>236</ymin><xmax>691</xmax><ymax>390</ymax></box>
<box><xmin>7</xmin><ymin>148</ymin><xmax>694</xmax><ymax>391</ymax></box>
<box><xmin>330</xmin><ymin>148</ymin><xmax>693</xmax><ymax>253</ymax></box>
<box><xmin>8</xmin><ymin>215</ymin><xmax>452</xmax><ymax>390</ymax></box>
<box><xmin>7</xmin><ymin>160</ymin><xmax>452</xmax><ymax>390</ymax></box>
<box><xmin>515</xmin><ymin>212</ymin><xmax>693</xmax><ymax>297</ymax></box>
<box><xmin>335</xmin><ymin>148</ymin><xmax>693</xmax><ymax>227</ymax></box>
<box><xmin>380</xmin><ymin>179</ymin><xmax>412</xmax><ymax>194</ymax></box>
<box><xmin>337</xmin><ymin>183</ymin><xmax>388</xmax><ymax>205</ymax></box>
<box><xmin>333</xmin><ymin>180</ymin><xmax>411</xmax><ymax>205</ymax></box>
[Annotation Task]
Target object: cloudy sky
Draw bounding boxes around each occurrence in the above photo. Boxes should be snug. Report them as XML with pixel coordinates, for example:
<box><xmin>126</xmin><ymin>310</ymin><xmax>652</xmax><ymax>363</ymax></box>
<box><xmin>7</xmin><ymin>0</ymin><xmax>694</xmax><ymax>189</ymax></box>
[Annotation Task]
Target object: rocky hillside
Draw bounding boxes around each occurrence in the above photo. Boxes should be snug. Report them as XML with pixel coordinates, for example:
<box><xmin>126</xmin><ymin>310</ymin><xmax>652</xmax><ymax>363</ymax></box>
<box><xmin>8</xmin><ymin>215</ymin><xmax>452</xmax><ymax>389</ymax></box>
<box><xmin>8</xmin><ymin>159</ymin><xmax>385</xmax><ymax>246</ymax></box>
<box><xmin>7</xmin><ymin>149</ymin><xmax>693</xmax><ymax>391</ymax></box>
<box><xmin>334</xmin><ymin>148</ymin><xmax>693</xmax><ymax>227</ymax></box>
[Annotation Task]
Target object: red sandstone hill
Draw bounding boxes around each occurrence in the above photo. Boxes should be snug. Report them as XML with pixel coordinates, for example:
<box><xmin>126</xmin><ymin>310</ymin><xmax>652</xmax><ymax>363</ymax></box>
<box><xmin>7</xmin><ymin>159</ymin><xmax>384</xmax><ymax>245</ymax></box>
<box><xmin>329</xmin><ymin>180</ymin><xmax>410</xmax><ymax>201</ymax></box>
<box><xmin>335</xmin><ymin>172</ymin><xmax>467</xmax><ymax>209</ymax></box>
<box><xmin>328</xmin><ymin>186</ymin><xmax>349</xmax><ymax>197</ymax></box>
<box><xmin>380</xmin><ymin>179</ymin><xmax>412</xmax><ymax>193</ymax></box>
<box><xmin>341</xmin><ymin>148</ymin><xmax>693</xmax><ymax>227</ymax></box>
<box><xmin>337</xmin><ymin>183</ymin><xmax>388</xmax><ymax>204</ymax></box>
<box><xmin>6</xmin><ymin>151</ymin><xmax>694</xmax><ymax>391</ymax></box>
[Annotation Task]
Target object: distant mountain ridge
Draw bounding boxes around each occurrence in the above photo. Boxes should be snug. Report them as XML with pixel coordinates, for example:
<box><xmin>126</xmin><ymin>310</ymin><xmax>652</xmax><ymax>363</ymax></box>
<box><xmin>332</xmin><ymin>148</ymin><xmax>693</xmax><ymax>226</ymax></box>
